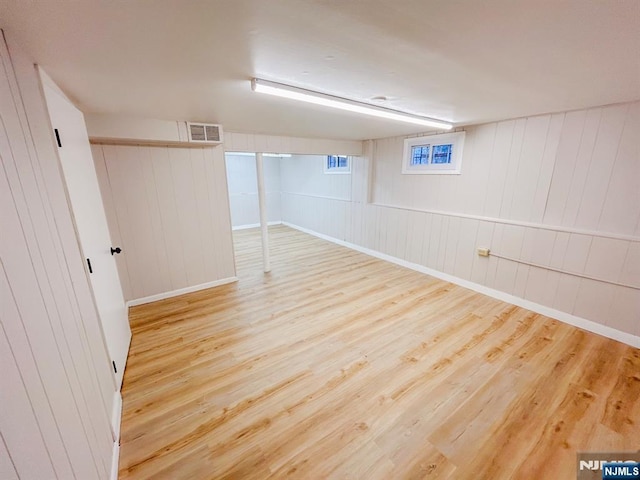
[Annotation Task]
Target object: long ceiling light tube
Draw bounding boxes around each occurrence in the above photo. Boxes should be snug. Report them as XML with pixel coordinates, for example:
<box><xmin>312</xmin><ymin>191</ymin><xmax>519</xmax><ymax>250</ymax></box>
<box><xmin>251</xmin><ymin>78</ymin><xmax>452</xmax><ymax>130</ymax></box>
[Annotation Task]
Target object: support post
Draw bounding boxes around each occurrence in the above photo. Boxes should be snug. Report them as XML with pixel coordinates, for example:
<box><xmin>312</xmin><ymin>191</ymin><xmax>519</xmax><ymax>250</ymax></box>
<box><xmin>255</xmin><ymin>152</ymin><xmax>271</xmax><ymax>272</ymax></box>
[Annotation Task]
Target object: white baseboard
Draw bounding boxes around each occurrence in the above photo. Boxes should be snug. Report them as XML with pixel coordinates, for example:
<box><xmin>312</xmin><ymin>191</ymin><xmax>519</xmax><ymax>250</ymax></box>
<box><xmin>126</xmin><ymin>277</ymin><xmax>238</xmax><ymax>307</ymax></box>
<box><xmin>282</xmin><ymin>222</ymin><xmax>640</xmax><ymax>349</ymax></box>
<box><xmin>110</xmin><ymin>390</ymin><xmax>122</xmax><ymax>480</ymax></box>
<box><xmin>232</xmin><ymin>221</ymin><xmax>281</xmax><ymax>231</ymax></box>
<box><xmin>110</xmin><ymin>440</ymin><xmax>120</xmax><ymax>480</ymax></box>
<box><xmin>111</xmin><ymin>390</ymin><xmax>122</xmax><ymax>441</ymax></box>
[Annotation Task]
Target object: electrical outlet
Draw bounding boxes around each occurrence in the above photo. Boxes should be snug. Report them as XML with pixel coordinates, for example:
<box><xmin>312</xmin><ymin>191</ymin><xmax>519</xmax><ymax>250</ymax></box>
<box><xmin>477</xmin><ymin>247</ymin><xmax>490</xmax><ymax>257</ymax></box>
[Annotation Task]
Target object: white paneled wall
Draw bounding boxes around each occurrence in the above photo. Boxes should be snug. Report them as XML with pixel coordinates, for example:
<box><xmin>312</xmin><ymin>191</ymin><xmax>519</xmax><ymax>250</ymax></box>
<box><xmin>280</xmin><ymin>155</ymin><xmax>353</xmax><ymax>240</ymax></box>
<box><xmin>280</xmin><ymin>155</ymin><xmax>352</xmax><ymax>200</ymax></box>
<box><xmin>1</xmin><ymin>31</ymin><xmax>115</xmax><ymax>479</ymax></box>
<box><xmin>226</xmin><ymin>154</ymin><xmax>281</xmax><ymax>227</ymax></box>
<box><xmin>282</xmin><ymin>102</ymin><xmax>640</xmax><ymax>341</ymax></box>
<box><xmin>224</xmin><ymin>131</ymin><xmax>363</xmax><ymax>156</ymax></box>
<box><xmin>373</xmin><ymin>103</ymin><xmax>639</xmax><ymax>237</ymax></box>
<box><xmin>92</xmin><ymin>144</ymin><xmax>236</xmax><ymax>303</ymax></box>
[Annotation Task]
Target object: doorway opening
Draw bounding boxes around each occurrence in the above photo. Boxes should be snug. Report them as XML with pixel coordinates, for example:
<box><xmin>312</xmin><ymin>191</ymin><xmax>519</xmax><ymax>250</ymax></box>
<box><xmin>225</xmin><ymin>152</ymin><xmax>284</xmax><ymax>277</ymax></box>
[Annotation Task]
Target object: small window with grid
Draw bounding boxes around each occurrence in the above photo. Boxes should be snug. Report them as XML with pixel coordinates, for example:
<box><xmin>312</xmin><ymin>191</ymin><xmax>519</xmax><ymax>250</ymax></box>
<box><xmin>324</xmin><ymin>155</ymin><xmax>351</xmax><ymax>174</ymax></box>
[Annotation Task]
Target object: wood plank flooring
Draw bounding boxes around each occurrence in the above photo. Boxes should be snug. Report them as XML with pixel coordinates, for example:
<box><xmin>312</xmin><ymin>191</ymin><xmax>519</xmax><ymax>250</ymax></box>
<box><xmin>119</xmin><ymin>225</ymin><xmax>640</xmax><ymax>479</ymax></box>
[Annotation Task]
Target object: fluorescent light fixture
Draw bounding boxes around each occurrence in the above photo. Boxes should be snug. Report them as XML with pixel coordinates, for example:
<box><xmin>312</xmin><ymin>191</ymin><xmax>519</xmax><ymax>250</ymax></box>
<box><xmin>251</xmin><ymin>78</ymin><xmax>452</xmax><ymax>130</ymax></box>
<box><xmin>226</xmin><ymin>152</ymin><xmax>292</xmax><ymax>158</ymax></box>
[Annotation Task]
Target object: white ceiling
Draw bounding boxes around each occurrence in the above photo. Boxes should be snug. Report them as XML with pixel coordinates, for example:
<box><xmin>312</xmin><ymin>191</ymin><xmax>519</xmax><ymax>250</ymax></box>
<box><xmin>1</xmin><ymin>0</ymin><xmax>639</xmax><ymax>140</ymax></box>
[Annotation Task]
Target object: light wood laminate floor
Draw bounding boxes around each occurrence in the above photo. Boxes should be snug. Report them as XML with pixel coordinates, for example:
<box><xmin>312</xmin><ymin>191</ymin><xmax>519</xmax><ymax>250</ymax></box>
<box><xmin>119</xmin><ymin>225</ymin><xmax>640</xmax><ymax>479</ymax></box>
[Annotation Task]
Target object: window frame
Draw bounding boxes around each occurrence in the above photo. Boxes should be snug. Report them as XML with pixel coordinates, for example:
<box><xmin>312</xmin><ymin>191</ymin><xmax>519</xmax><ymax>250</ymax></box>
<box><xmin>402</xmin><ymin>131</ymin><xmax>466</xmax><ymax>175</ymax></box>
<box><xmin>324</xmin><ymin>155</ymin><xmax>351</xmax><ymax>174</ymax></box>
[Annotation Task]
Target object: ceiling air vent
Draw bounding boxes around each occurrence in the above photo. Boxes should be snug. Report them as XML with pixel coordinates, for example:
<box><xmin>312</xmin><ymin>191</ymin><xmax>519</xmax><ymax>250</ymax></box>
<box><xmin>187</xmin><ymin>122</ymin><xmax>223</xmax><ymax>144</ymax></box>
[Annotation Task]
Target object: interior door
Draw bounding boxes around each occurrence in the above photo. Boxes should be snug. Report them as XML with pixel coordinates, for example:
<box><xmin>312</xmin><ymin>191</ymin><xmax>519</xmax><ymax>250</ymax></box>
<box><xmin>42</xmin><ymin>80</ymin><xmax>131</xmax><ymax>389</ymax></box>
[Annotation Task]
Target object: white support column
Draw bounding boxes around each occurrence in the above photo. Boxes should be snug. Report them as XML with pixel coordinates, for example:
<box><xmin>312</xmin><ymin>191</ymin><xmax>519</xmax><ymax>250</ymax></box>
<box><xmin>255</xmin><ymin>152</ymin><xmax>271</xmax><ymax>272</ymax></box>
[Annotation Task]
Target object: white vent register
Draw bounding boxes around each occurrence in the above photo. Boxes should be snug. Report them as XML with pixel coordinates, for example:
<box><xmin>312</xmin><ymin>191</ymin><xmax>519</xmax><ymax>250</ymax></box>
<box><xmin>187</xmin><ymin>122</ymin><xmax>223</xmax><ymax>144</ymax></box>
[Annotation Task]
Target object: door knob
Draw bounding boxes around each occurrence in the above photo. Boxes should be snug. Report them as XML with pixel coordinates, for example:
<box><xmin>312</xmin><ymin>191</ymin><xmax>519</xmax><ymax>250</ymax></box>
<box><xmin>110</xmin><ymin>247</ymin><xmax>122</xmax><ymax>255</ymax></box>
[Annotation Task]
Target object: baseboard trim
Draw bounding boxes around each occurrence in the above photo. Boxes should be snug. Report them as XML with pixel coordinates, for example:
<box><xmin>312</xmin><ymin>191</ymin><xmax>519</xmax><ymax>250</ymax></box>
<box><xmin>110</xmin><ymin>390</ymin><xmax>122</xmax><ymax>480</ymax></box>
<box><xmin>232</xmin><ymin>221</ymin><xmax>281</xmax><ymax>231</ymax></box>
<box><xmin>111</xmin><ymin>390</ymin><xmax>122</xmax><ymax>441</ymax></box>
<box><xmin>282</xmin><ymin>222</ymin><xmax>640</xmax><ymax>349</ymax></box>
<box><xmin>110</xmin><ymin>440</ymin><xmax>120</xmax><ymax>480</ymax></box>
<box><xmin>126</xmin><ymin>277</ymin><xmax>239</xmax><ymax>307</ymax></box>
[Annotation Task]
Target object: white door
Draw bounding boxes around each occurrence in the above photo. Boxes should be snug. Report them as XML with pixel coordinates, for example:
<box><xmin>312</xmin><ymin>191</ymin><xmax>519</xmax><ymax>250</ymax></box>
<box><xmin>42</xmin><ymin>80</ymin><xmax>131</xmax><ymax>389</ymax></box>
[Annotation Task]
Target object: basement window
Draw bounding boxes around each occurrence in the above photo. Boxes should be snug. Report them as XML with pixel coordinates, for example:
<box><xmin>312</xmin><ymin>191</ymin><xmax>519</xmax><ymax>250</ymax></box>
<box><xmin>411</xmin><ymin>145</ymin><xmax>430</xmax><ymax>166</ymax></box>
<box><xmin>324</xmin><ymin>155</ymin><xmax>351</xmax><ymax>174</ymax></box>
<box><xmin>402</xmin><ymin>131</ymin><xmax>465</xmax><ymax>175</ymax></box>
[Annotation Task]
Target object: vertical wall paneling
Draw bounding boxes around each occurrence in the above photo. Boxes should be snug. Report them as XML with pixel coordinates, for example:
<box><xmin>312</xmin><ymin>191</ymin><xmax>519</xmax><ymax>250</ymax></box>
<box><xmin>225</xmin><ymin>154</ymin><xmax>282</xmax><ymax>227</ymax></box>
<box><xmin>0</xmin><ymin>433</ymin><xmax>18</xmax><ymax>480</ymax></box>
<box><xmin>223</xmin><ymin>131</ymin><xmax>363</xmax><ymax>156</ymax></box>
<box><xmin>598</xmin><ymin>102</ymin><xmax>640</xmax><ymax>235</ymax></box>
<box><xmin>574</xmin><ymin>104</ymin><xmax>629</xmax><ymax>230</ymax></box>
<box><xmin>426</xmin><ymin>215</ymin><xmax>443</xmax><ymax>271</ymax></box>
<box><xmin>209</xmin><ymin>147</ymin><xmax>237</xmax><ymax>278</ymax></box>
<box><xmin>509</xmin><ymin>115</ymin><xmax>550</xmax><ymax>221</ymax></box>
<box><xmin>469</xmin><ymin>221</ymin><xmax>495</xmax><ymax>285</ymax></box>
<box><xmin>192</xmin><ymin>149</ymin><xmax>223</xmax><ymax>281</ymax></box>
<box><xmin>530</xmin><ymin>113</ymin><xmax>565</xmax><ymax>223</ymax></box>
<box><xmin>115</xmin><ymin>145</ymin><xmax>165</xmax><ymax>299</ymax></box>
<box><xmin>2</xmin><ymin>58</ymin><xmax>102</xmax><ymax>479</ymax></box>
<box><xmin>1</xmin><ymin>156</ymin><xmax>106</xmax><ymax>476</ymax></box>
<box><xmin>573</xmin><ymin>278</ymin><xmax>617</xmax><ymax>326</ymax></box>
<box><xmin>498</xmin><ymin>118</ymin><xmax>527</xmax><ymax>219</ymax></box>
<box><xmin>462</xmin><ymin>123</ymin><xmax>496</xmax><ymax>215</ymax></box>
<box><xmin>279</xmin><ymin>101</ymin><xmax>640</xmax><ymax>341</ymax></box>
<box><xmin>171</xmin><ymin>147</ymin><xmax>207</xmax><ymax>286</ymax></box>
<box><xmin>609</xmin><ymin>287</ymin><xmax>640</xmax><ymax>336</ymax></box>
<box><xmin>543</xmin><ymin>110</ymin><xmax>587</xmax><ymax>226</ymax></box>
<box><xmin>280</xmin><ymin>155</ymin><xmax>352</xmax><ymax>201</ymax></box>
<box><xmin>454</xmin><ymin>219</ymin><xmax>480</xmax><ymax>281</ymax></box>
<box><xmin>483</xmin><ymin>224</ymin><xmax>504</xmax><ymax>290</ymax></box>
<box><xmin>584</xmin><ymin>237</ymin><xmax>629</xmax><ymax>282</ymax></box>
<box><xmin>10</xmin><ymin>29</ymin><xmax>116</xmax><ymax>436</ymax></box>
<box><xmin>1</xmin><ymin>69</ymin><xmax>92</xmax><ymax>478</ymax></box>
<box><xmin>93</xmin><ymin>144</ymin><xmax>236</xmax><ymax>302</ymax></box>
<box><xmin>142</xmin><ymin>147</ymin><xmax>175</xmax><ymax>293</ymax></box>
<box><xmin>561</xmin><ymin>108</ymin><xmax>603</xmax><ymax>227</ymax></box>
<box><xmin>0</xmin><ymin>319</ymin><xmax>56</xmax><ymax>479</ymax></box>
<box><xmin>153</xmin><ymin>146</ymin><xmax>191</xmax><ymax>292</ymax></box>
<box><xmin>620</xmin><ymin>243</ymin><xmax>640</xmax><ymax>287</ymax></box>
<box><xmin>418</xmin><ymin>213</ymin><xmax>433</xmax><ymax>268</ymax></box>
<box><xmin>1</xmin><ymin>30</ymin><xmax>115</xmax><ymax>479</ymax></box>
<box><xmin>483</xmin><ymin>120</ymin><xmax>516</xmax><ymax>218</ymax></box>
